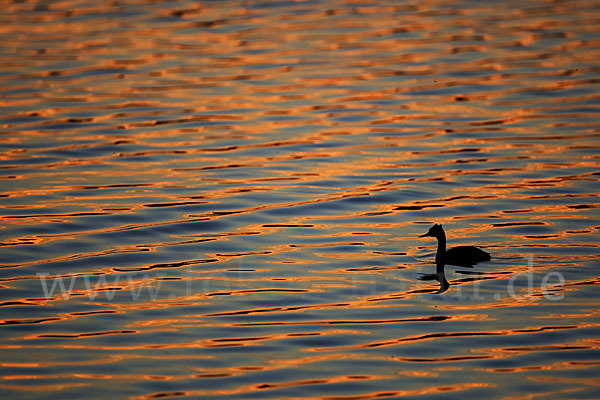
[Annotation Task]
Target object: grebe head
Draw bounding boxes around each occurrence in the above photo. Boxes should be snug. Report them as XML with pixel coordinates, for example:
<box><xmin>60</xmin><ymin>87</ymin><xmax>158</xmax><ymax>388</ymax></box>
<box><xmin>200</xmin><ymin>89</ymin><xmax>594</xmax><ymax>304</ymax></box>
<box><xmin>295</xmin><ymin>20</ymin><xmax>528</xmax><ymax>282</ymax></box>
<box><xmin>419</xmin><ymin>223</ymin><xmax>444</xmax><ymax>238</ymax></box>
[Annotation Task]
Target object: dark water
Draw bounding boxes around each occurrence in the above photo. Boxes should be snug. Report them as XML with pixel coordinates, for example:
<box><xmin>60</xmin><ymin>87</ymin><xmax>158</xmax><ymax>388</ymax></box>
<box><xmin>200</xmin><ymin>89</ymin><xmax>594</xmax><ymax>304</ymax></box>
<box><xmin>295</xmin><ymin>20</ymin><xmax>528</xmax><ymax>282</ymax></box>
<box><xmin>1</xmin><ymin>0</ymin><xmax>599</xmax><ymax>398</ymax></box>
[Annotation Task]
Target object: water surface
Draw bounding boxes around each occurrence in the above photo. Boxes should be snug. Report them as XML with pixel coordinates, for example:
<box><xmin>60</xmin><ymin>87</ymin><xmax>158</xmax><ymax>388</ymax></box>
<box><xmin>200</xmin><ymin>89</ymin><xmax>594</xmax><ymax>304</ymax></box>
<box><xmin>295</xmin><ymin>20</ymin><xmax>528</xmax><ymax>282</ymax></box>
<box><xmin>1</xmin><ymin>0</ymin><xmax>599</xmax><ymax>399</ymax></box>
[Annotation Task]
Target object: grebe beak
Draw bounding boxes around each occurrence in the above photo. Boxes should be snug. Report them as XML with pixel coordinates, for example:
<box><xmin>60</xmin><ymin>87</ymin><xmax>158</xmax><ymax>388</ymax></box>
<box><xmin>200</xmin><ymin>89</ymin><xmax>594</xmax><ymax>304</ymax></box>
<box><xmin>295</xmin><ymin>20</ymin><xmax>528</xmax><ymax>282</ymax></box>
<box><xmin>419</xmin><ymin>232</ymin><xmax>432</xmax><ymax>237</ymax></box>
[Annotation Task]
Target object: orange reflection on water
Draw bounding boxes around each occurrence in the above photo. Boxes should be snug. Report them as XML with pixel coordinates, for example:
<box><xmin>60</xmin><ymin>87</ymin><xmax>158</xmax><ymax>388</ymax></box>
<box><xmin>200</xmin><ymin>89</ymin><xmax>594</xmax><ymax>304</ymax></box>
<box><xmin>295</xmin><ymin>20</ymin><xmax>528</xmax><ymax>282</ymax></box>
<box><xmin>2</xmin><ymin>0</ymin><xmax>600</xmax><ymax>399</ymax></box>
<box><xmin>134</xmin><ymin>381</ymin><xmax>495</xmax><ymax>400</ymax></box>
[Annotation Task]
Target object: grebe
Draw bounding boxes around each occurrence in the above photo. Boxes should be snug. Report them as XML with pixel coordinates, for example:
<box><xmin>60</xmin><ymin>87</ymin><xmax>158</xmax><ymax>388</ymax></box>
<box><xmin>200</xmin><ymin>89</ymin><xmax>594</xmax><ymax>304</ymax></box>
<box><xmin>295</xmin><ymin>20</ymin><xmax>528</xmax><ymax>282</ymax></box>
<box><xmin>419</xmin><ymin>224</ymin><xmax>490</xmax><ymax>269</ymax></box>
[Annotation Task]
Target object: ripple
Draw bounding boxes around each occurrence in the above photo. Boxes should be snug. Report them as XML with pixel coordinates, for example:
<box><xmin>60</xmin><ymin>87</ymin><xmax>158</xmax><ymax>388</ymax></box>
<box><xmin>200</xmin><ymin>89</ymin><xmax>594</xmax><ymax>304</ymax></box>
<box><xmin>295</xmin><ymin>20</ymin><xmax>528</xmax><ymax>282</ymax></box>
<box><xmin>1</xmin><ymin>0</ymin><xmax>600</xmax><ymax>399</ymax></box>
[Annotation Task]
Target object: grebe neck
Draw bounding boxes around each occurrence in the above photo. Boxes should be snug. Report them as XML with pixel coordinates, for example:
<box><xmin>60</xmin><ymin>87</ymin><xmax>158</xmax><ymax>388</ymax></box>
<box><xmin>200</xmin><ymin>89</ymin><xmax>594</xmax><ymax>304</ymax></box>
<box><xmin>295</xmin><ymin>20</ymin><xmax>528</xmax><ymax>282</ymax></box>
<box><xmin>435</xmin><ymin>230</ymin><xmax>446</xmax><ymax>270</ymax></box>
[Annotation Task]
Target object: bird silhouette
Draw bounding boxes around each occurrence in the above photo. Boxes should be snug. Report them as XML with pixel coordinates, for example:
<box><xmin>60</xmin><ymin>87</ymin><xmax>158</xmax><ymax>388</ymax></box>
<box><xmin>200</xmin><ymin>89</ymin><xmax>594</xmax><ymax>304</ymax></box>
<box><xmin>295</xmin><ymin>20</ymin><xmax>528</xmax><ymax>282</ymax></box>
<box><xmin>418</xmin><ymin>224</ymin><xmax>490</xmax><ymax>294</ymax></box>
<box><xmin>419</xmin><ymin>223</ymin><xmax>491</xmax><ymax>270</ymax></box>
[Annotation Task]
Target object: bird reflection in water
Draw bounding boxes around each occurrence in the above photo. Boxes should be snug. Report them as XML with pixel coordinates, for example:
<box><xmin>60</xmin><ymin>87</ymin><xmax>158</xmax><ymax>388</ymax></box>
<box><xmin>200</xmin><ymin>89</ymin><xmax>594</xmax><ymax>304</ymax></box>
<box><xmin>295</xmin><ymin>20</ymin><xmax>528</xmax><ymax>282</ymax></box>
<box><xmin>418</xmin><ymin>269</ymin><xmax>450</xmax><ymax>294</ymax></box>
<box><xmin>418</xmin><ymin>224</ymin><xmax>491</xmax><ymax>294</ymax></box>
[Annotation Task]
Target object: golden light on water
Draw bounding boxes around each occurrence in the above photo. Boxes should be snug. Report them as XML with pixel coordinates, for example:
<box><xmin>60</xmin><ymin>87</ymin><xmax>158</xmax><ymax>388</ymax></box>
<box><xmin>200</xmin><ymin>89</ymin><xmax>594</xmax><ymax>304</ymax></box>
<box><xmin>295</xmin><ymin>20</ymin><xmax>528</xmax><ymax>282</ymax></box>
<box><xmin>1</xmin><ymin>0</ymin><xmax>600</xmax><ymax>398</ymax></box>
